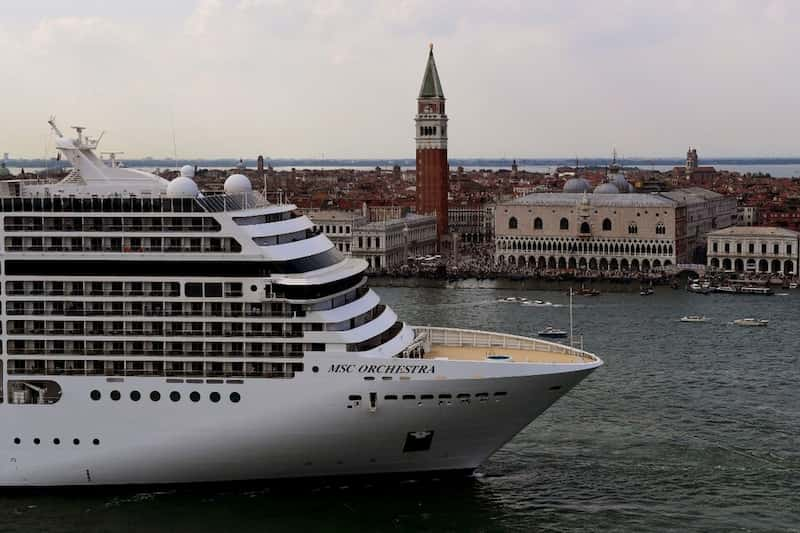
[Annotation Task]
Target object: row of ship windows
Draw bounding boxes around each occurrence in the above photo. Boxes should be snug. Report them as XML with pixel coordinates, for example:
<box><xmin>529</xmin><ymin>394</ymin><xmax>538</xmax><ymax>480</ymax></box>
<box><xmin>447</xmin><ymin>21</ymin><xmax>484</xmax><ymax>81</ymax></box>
<box><xmin>5</xmin><ymin>281</ymin><xmax>244</xmax><ymax>298</ymax></box>
<box><xmin>4</xmin><ymin>236</ymin><xmax>242</xmax><ymax>254</ymax></box>
<box><xmin>13</xmin><ymin>437</ymin><xmax>99</xmax><ymax>446</ymax></box>
<box><xmin>6</xmin><ymin>341</ymin><xmax>312</xmax><ymax>356</ymax></box>
<box><xmin>5</xmin><ymin>360</ymin><xmax>304</xmax><ymax>380</ymax></box>
<box><xmin>5</xmin><ymin>287</ymin><xmax>369</xmax><ymax>320</ymax></box>
<box><xmin>3</xmin><ymin>272</ymin><xmax>365</xmax><ymax>307</ymax></box>
<box><xmin>89</xmin><ymin>389</ymin><xmax>241</xmax><ymax>403</ymax></box>
<box><xmin>0</xmin><ymin>196</ymin><xmax>205</xmax><ymax>213</ymax></box>
<box><xmin>4</xmin><ymin>215</ymin><xmax>221</xmax><ymax>233</ymax></box>
<box><xmin>6</xmin><ymin>323</ymin><xmax>397</xmax><ymax>355</ymax></box>
<box><xmin>5</xmin><ymin>309</ymin><xmax>382</xmax><ymax>334</ymax></box>
<box><xmin>348</xmin><ymin>392</ymin><xmax>508</xmax><ymax>407</ymax></box>
<box><xmin>252</xmin><ymin>229</ymin><xmax>314</xmax><ymax>247</ymax></box>
<box><xmin>4</xmin><ymin>305</ymin><xmax>385</xmax><ymax>337</ymax></box>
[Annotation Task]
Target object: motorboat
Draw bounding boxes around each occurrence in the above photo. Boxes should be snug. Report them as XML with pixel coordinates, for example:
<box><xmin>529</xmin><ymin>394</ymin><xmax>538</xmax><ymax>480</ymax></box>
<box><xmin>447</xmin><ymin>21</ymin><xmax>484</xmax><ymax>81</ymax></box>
<box><xmin>739</xmin><ymin>286</ymin><xmax>774</xmax><ymax>296</ymax></box>
<box><xmin>733</xmin><ymin>318</ymin><xmax>769</xmax><ymax>327</ymax></box>
<box><xmin>714</xmin><ymin>286</ymin><xmax>737</xmax><ymax>294</ymax></box>
<box><xmin>639</xmin><ymin>287</ymin><xmax>654</xmax><ymax>296</ymax></box>
<box><xmin>537</xmin><ymin>326</ymin><xmax>568</xmax><ymax>338</ymax></box>
<box><xmin>498</xmin><ymin>296</ymin><xmax>529</xmax><ymax>303</ymax></box>
<box><xmin>680</xmin><ymin>315</ymin><xmax>708</xmax><ymax>323</ymax></box>
<box><xmin>523</xmin><ymin>300</ymin><xmax>553</xmax><ymax>306</ymax></box>
<box><xmin>687</xmin><ymin>283</ymin><xmax>712</xmax><ymax>294</ymax></box>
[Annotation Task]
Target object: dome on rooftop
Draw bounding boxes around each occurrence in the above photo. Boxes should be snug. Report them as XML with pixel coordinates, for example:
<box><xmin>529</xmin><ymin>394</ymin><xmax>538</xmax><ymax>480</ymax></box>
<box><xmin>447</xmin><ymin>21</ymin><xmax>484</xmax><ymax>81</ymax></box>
<box><xmin>167</xmin><ymin>176</ymin><xmax>199</xmax><ymax>197</ymax></box>
<box><xmin>180</xmin><ymin>164</ymin><xmax>195</xmax><ymax>178</ymax></box>
<box><xmin>224</xmin><ymin>173</ymin><xmax>252</xmax><ymax>195</ymax></box>
<box><xmin>563</xmin><ymin>177</ymin><xmax>591</xmax><ymax>193</ymax></box>
<box><xmin>594</xmin><ymin>182</ymin><xmax>620</xmax><ymax>194</ymax></box>
<box><xmin>609</xmin><ymin>172</ymin><xmax>631</xmax><ymax>193</ymax></box>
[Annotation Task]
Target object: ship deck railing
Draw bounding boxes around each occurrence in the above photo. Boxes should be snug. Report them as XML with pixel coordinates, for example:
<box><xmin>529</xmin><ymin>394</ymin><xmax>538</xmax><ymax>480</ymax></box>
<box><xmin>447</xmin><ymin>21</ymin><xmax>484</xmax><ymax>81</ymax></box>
<box><xmin>411</xmin><ymin>325</ymin><xmax>599</xmax><ymax>365</ymax></box>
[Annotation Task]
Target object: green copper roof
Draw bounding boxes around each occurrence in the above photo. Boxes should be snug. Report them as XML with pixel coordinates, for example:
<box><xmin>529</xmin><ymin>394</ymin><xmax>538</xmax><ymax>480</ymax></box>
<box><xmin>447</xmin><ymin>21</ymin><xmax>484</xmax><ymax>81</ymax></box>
<box><xmin>419</xmin><ymin>46</ymin><xmax>444</xmax><ymax>98</ymax></box>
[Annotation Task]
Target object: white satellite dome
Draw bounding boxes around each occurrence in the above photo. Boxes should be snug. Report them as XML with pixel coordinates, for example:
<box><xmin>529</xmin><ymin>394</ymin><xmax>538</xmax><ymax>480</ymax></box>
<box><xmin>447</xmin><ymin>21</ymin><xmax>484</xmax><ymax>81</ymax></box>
<box><xmin>224</xmin><ymin>174</ymin><xmax>253</xmax><ymax>195</ymax></box>
<box><xmin>180</xmin><ymin>165</ymin><xmax>195</xmax><ymax>178</ymax></box>
<box><xmin>167</xmin><ymin>176</ymin><xmax>199</xmax><ymax>197</ymax></box>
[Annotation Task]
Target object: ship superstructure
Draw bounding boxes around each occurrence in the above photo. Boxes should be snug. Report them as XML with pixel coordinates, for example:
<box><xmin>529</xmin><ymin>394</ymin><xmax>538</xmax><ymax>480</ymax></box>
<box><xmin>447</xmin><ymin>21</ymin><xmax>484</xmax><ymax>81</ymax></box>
<box><xmin>0</xmin><ymin>122</ymin><xmax>602</xmax><ymax>486</ymax></box>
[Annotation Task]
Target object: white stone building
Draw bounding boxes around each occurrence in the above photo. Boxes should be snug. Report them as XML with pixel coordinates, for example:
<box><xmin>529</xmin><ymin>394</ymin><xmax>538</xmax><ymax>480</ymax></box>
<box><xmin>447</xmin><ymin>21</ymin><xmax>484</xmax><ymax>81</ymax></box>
<box><xmin>707</xmin><ymin>226</ymin><xmax>799</xmax><ymax>274</ymax></box>
<box><xmin>448</xmin><ymin>206</ymin><xmax>494</xmax><ymax>243</ymax></box>
<box><xmin>305</xmin><ymin>210</ymin><xmax>367</xmax><ymax>255</ymax></box>
<box><xmin>352</xmin><ymin>214</ymin><xmax>437</xmax><ymax>271</ymax></box>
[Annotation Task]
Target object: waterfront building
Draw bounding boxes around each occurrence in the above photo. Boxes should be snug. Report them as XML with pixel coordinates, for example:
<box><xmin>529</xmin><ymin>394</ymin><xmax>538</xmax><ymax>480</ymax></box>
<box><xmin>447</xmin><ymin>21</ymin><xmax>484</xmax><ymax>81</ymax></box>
<box><xmin>706</xmin><ymin>226</ymin><xmax>799</xmax><ymax>274</ymax></box>
<box><xmin>305</xmin><ymin>209</ymin><xmax>367</xmax><ymax>255</ymax></box>
<box><xmin>448</xmin><ymin>206</ymin><xmax>494</xmax><ymax>243</ymax></box>
<box><xmin>660</xmin><ymin>187</ymin><xmax>737</xmax><ymax>262</ymax></box>
<box><xmin>352</xmin><ymin>214</ymin><xmax>437</xmax><ymax>271</ymax></box>
<box><xmin>495</xmin><ymin>192</ymin><xmax>679</xmax><ymax>271</ymax></box>
<box><xmin>495</xmin><ymin>168</ymin><xmax>736</xmax><ymax>271</ymax></box>
<box><xmin>415</xmin><ymin>45</ymin><xmax>449</xmax><ymax>240</ymax></box>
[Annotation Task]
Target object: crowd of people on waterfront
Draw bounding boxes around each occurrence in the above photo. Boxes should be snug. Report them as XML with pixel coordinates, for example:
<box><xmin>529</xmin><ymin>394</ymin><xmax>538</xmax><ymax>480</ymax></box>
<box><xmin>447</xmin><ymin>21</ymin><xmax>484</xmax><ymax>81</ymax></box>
<box><xmin>367</xmin><ymin>244</ymin><xmax>800</xmax><ymax>286</ymax></box>
<box><xmin>371</xmin><ymin>244</ymin><xmax>676</xmax><ymax>284</ymax></box>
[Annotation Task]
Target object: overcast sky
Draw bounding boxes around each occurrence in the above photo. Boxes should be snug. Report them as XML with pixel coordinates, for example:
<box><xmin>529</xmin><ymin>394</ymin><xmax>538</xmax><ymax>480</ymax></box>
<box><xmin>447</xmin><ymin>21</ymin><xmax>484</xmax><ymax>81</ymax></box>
<box><xmin>2</xmin><ymin>0</ymin><xmax>799</xmax><ymax>159</ymax></box>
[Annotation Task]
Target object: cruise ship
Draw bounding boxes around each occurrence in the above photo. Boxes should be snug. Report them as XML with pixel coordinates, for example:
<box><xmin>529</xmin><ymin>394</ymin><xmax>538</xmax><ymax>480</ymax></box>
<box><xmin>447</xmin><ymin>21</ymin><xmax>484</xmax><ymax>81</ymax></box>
<box><xmin>0</xmin><ymin>121</ymin><xmax>602</xmax><ymax>487</ymax></box>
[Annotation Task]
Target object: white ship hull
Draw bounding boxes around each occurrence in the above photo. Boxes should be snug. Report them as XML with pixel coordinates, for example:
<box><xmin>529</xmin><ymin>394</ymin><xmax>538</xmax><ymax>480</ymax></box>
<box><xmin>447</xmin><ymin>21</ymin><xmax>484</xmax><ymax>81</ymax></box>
<box><xmin>0</xmin><ymin>122</ymin><xmax>603</xmax><ymax>487</ymax></box>
<box><xmin>1</xmin><ymin>354</ymin><xmax>596</xmax><ymax>486</ymax></box>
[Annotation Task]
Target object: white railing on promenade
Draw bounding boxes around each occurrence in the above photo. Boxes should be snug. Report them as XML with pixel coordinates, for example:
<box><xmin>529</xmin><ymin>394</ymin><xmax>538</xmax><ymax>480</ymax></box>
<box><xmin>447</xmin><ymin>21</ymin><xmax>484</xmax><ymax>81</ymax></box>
<box><xmin>410</xmin><ymin>325</ymin><xmax>598</xmax><ymax>363</ymax></box>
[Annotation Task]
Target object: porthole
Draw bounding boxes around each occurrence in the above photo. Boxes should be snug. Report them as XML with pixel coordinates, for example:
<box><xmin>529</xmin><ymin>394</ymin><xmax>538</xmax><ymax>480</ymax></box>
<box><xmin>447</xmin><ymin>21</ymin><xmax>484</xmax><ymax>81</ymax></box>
<box><xmin>210</xmin><ymin>392</ymin><xmax>221</xmax><ymax>403</ymax></box>
<box><xmin>110</xmin><ymin>390</ymin><xmax>121</xmax><ymax>401</ymax></box>
<box><xmin>33</xmin><ymin>438</ymin><xmax>40</xmax><ymax>445</ymax></box>
<box><xmin>93</xmin><ymin>438</ymin><xmax>100</xmax><ymax>446</ymax></box>
<box><xmin>230</xmin><ymin>392</ymin><xmax>241</xmax><ymax>403</ymax></box>
<box><xmin>170</xmin><ymin>391</ymin><xmax>180</xmax><ymax>402</ymax></box>
<box><xmin>130</xmin><ymin>390</ymin><xmax>141</xmax><ymax>402</ymax></box>
<box><xmin>312</xmin><ymin>366</ymin><xmax>319</xmax><ymax>373</ymax></box>
<box><xmin>13</xmin><ymin>438</ymin><xmax>20</xmax><ymax>445</ymax></box>
<box><xmin>190</xmin><ymin>391</ymin><xmax>201</xmax><ymax>402</ymax></box>
<box><xmin>90</xmin><ymin>390</ymin><xmax>101</xmax><ymax>401</ymax></box>
<box><xmin>250</xmin><ymin>284</ymin><xmax>258</xmax><ymax>292</ymax></box>
<box><xmin>53</xmin><ymin>438</ymin><xmax>61</xmax><ymax>445</ymax></box>
<box><xmin>73</xmin><ymin>438</ymin><xmax>80</xmax><ymax>446</ymax></box>
<box><xmin>150</xmin><ymin>391</ymin><xmax>161</xmax><ymax>402</ymax></box>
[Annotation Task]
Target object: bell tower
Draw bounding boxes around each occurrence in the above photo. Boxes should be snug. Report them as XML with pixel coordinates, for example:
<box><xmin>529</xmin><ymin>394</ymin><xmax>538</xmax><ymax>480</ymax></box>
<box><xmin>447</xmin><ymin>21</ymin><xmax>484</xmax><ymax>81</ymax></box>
<box><xmin>415</xmin><ymin>44</ymin><xmax>449</xmax><ymax>240</ymax></box>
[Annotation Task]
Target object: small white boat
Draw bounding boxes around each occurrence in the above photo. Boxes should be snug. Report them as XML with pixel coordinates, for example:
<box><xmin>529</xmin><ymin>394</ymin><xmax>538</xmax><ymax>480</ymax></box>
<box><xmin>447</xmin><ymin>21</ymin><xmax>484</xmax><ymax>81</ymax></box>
<box><xmin>733</xmin><ymin>318</ymin><xmax>769</xmax><ymax>327</ymax></box>
<box><xmin>537</xmin><ymin>326</ymin><xmax>568</xmax><ymax>338</ymax></box>
<box><xmin>640</xmin><ymin>287</ymin><xmax>654</xmax><ymax>296</ymax></box>
<box><xmin>680</xmin><ymin>315</ymin><xmax>708</xmax><ymax>323</ymax></box>
<box><xmin>499</xmin><ymin>296</ymin><xmax>528</xmax><ymax>303</ymax></box>
<box><xmin>715</xmin><ymin>286</ymin><xmax>737</xmax><ymax>294</ymax></box>
<box><xmin>523</xmin><ymin>300</ymin><xmax>553</xmax><ymax>306</ymax></box>
<box><xmin>789</xmin><ymin>282</ymin><xmax>798</xmax><ymax>289</ymax></box>
<box><xmin>739</xmin><ymin>286</ymin><xmax>774</xmax><ymax>296</ymax></box>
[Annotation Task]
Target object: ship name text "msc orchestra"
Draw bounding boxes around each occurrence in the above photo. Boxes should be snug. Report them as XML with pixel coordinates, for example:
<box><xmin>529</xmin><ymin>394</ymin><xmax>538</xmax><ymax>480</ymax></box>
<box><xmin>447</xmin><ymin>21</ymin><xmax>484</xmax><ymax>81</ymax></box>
<box><xmin>328</xmin><ymin>363</ymin><xmax>436</xmax><ymax>375</ymax></box>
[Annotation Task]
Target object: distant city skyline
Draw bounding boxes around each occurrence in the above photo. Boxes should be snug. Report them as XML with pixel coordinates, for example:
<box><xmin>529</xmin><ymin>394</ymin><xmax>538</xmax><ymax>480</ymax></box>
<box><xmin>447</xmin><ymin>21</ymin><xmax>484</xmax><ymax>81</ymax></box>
<box><xmin>2</xmin><ymin>1</ymin><xmax>800</xmax><ymax>158</ymax></box>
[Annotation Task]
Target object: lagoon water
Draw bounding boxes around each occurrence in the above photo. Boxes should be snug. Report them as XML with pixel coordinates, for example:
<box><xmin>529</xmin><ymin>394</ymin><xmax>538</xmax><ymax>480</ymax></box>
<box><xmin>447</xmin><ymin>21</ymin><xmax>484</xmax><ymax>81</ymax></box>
<box><xmin>1</xmin><ymin>287</ymin><xmax>798</xmax><ymax>532</ymax></box>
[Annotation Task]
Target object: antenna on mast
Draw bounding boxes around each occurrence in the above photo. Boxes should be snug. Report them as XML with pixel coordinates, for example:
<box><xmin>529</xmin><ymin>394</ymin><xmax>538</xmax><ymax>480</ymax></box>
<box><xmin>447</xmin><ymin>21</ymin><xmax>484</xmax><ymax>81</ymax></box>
<box><xmin>48</xmin><ymin>116</ymin><xmax>64</xmax><ymax>137</ymax></box>
<box><xmin>170</xmin><ymin>110</ymin><xmax>178</xmax><ymax>170</ymax></box>
<box><xmin>569</xmin><ymin>287</ymin><xmax>574</xmax><ymax>348</ymax></box>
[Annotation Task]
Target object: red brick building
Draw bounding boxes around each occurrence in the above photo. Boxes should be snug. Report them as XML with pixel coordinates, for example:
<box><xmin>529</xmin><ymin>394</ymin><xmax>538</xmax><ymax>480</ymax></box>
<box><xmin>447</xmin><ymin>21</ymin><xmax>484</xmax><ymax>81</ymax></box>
<box><xmin>415</xmin><ymin>45</ymin><xmax>449</xmax><ymax>240</ymax></box>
